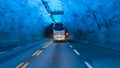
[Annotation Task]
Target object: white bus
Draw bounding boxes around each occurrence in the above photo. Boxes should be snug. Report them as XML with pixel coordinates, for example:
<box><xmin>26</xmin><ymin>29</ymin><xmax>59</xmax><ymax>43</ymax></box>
<box><xmin>52</xmin><ymin>23</ymin><xmax>67</xmax><ymax>42</ymax></box>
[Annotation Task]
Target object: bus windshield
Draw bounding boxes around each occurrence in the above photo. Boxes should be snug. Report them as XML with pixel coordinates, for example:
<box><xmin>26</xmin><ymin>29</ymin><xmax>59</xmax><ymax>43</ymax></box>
<box><xmin>53</xmin><ymin>23</ymin><xmax>65</xmax><ymax>31</ymax></box>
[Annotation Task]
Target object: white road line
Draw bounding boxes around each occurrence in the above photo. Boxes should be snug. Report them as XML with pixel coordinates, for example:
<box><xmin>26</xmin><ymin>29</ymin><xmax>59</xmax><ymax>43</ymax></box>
<box><xmin>42</xmin><ymin>45</ymin><xmax>48</xmax><ymax>49</ymax></box>
<box><xmin>84</xmin><ymin>61</ymin><xmax>93</xmax><ymax>68</ymax></box>
<box><xmin>42</xmin><ymin>41</ymin><xmax>53</xmax><ymax>49</ymax></box>
<box><xmin>69</xmin><ymin>45</ymin><xmax>73</xmax><ymax>48</ymax></box>
<box><xmin>32</xmin><ymin>41</ymin><xmax>52</xmax><ymax>56</ymax></box>
<box><xmin>16</xmin><ymin>62</ymin><xmax>24</xmax><ymax>68</ymax></box>
<box><xmin>0</xmin><ymin>51</ymin><xmax>6</xmax><ymax>54</ymax></box>
<box><xmin>73</xmin><ymin>49</ymin><xmax>80</xmax><ymax>55</ymax></box>
<box><xmin>32</xmin><ymin>50</ymin><xmax>40</xmax><ymax>56</ymax></box>
<box><xmin>36</xmin><ymin>50</ymin><xmax>43</xmax><ymax>56</ymax></box>
<box><xmin>21</xmin><ymin>62</ymin><xmax>29</xmax><ymax>68</ymax></box>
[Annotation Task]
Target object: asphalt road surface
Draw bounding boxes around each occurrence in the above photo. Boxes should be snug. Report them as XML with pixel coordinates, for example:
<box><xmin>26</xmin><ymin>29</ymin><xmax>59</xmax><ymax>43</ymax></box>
<box><xmin>0</xmin><ymin>39</ymin><xmax>120</xmax><ymax>68</ymax></box>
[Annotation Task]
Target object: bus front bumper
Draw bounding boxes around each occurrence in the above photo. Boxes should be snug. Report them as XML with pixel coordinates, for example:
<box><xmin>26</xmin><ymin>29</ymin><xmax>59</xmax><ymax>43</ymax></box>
<box><xmin>53</xmin><ymin>37</ymin><xmax>65</xmax><ymax>41</ymax></box>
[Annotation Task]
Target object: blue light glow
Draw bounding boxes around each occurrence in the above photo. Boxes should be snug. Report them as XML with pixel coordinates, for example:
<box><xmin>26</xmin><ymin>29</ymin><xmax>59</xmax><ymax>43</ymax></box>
<box><xmin>53</xmin><ymin>15</ymin><xmax>62</xmax><ymax>23</ymax></box>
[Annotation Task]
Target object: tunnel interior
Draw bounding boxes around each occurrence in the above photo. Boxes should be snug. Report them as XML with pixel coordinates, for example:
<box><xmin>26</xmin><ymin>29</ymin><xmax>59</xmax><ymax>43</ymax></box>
<box><xmin>0</xmin><ymin>0</ymin><xmax>120</xmax><ymax>68</ymax></box>
<box><xmin>0</xmin><ymin>0</ymin><xmax>120</xmax><ymax>49</ymax></box>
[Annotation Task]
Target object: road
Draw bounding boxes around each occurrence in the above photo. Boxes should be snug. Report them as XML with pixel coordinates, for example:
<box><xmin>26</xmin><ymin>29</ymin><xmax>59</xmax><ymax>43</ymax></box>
<box><xmin>0</xmin><ymin>39</ymin><xmax>120</xmax><ymax>68</ymax></box>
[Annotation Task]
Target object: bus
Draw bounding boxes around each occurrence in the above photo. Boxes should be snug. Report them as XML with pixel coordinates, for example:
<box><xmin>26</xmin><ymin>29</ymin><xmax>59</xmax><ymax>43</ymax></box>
<box><xmin>52</xmin><ymin>23</ymin><xmax>67</xmax><ymax>42</ymax></box>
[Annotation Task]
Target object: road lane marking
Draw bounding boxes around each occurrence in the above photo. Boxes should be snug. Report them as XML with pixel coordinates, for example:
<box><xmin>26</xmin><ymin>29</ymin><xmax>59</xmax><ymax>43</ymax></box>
<box><xmin>36</xmin><ymin>50</ymin><xmax>43</xmax><ymax>56</ymax></box>
<box><xmin>42</xmin><ymin>41</ymin><xmax>53</xmax><ymax>49</ymax></box>
<box><xmin>21</xmin><ymin>62</ymin><xmax>29</xmax><ymax>68</ymax></box>
<box><xmin>32</xmin><ymin>50</ymin><xmax>40</xmax><ymax>56</ymax></box>
<box><xmin>84</xmin><ymin>61</ymin><xmax>93</xmax><ymax>68</ymax></box>
<box><xmin>16</xmin><ymin>62</ymin><xmax>24</xmax><ymax>68</ymax></box>
<box><xmin>69</xmin><ymin>45</ymin><xmax>73</xmax><ymax>48</ymax></box>
<box><xmin>0</xmin><ymin>51</ymin><xmax>6</xmax><ymax>54</ymax></box>
<box><xmin>73</xmin><ymin>49</ymin><xmax>80</xmax><ymax>55</ymax></box>
<box><xmin>32</xmin><ymin>41</ymin><xmax>52</xmax><ymax>56</ymax></box>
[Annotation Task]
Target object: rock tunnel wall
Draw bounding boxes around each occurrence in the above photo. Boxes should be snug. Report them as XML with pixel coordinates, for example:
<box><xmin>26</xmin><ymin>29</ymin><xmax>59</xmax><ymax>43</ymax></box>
<box><xmin>0</xmin><ymin>0</ymin><xmax>51</xmax><ymax>42</ymax></box>
<box><xmin>61</xmin><ymin>0</ymin><xmax>120</xmax><ymax>44</ymax></box>
<box><xmin>0</xmin><ymin>0</ymin><xmax>120</xmax><ymax>45</ymax></box>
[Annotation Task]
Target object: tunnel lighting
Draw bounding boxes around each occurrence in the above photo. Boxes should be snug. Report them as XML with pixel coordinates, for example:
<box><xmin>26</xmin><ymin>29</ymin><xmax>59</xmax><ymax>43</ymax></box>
<box><xmin>48</xmin><ymin>13</ymin><xmax>51</xmax><ymax>16</ymax></box>
<box><xmin>66</xmin><ymin>33</ymin><xmax>68</xmax><ymax>35</ymax></box>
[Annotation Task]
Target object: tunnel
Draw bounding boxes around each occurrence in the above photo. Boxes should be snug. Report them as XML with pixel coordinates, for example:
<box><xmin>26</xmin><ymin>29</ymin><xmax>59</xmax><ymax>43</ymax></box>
<box><xmin>0</xmin><ymin>0</ymin><xmax>120</xmax><ymax>68</ymax></box>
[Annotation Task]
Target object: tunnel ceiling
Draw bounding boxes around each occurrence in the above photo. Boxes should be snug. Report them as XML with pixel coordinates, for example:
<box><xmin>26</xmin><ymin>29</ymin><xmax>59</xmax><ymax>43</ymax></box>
<box><xmin>0</xmin><ymin>0</ymin><xmax>120</xmax><ymax>43</ymax></box>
